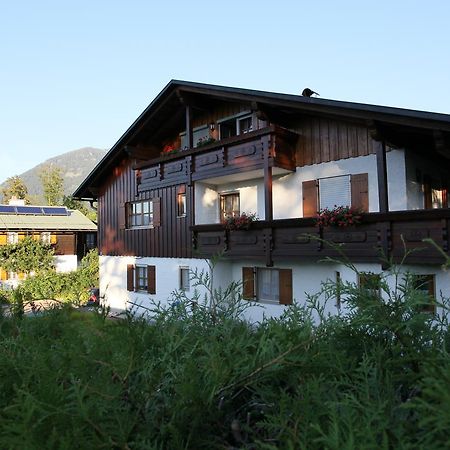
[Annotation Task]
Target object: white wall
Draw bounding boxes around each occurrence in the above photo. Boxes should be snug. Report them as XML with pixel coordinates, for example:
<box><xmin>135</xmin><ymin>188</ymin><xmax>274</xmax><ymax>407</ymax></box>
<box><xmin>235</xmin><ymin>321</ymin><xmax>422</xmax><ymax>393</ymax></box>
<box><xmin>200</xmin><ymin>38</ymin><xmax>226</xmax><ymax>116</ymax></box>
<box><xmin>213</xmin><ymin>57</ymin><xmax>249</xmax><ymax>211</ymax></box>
<box><xmin>195</xmin><ymin>152</ymin><xmax>409</xmax><ymax>224</ymax></box>
<box><xmin>99</xmin><ymin>256</ymin><xmax>212</xmax><ymax>314</ymax></box>
<box><xmin>54</xmin><ymin>255</ymin><xmax>78</xmax><ymax>273</ymax></box>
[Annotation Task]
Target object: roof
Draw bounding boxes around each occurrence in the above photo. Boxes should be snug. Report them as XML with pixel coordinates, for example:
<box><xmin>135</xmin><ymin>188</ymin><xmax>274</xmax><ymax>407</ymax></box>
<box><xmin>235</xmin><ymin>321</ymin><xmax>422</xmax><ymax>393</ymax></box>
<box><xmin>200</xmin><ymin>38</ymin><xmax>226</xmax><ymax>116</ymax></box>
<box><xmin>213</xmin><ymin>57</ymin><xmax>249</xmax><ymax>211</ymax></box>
<box><xmin>74</xmin><ymin>80</ymin><xmax>450</xmax><ymax>200</ymax></box>
<box><xmin>0</xmin><ymin>207</ymin><xmax>97</xmax><ymax>231</ymax></box>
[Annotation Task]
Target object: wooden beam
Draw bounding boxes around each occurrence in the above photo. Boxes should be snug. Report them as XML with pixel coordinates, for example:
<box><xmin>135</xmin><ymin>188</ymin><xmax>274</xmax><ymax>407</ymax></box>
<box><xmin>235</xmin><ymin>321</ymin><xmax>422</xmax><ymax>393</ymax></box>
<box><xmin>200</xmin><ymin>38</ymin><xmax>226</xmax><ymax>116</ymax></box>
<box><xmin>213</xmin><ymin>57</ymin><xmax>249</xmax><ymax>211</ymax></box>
<box><xmin>263</xmin><ymin>136</ymin><xmax>273</xmax><ymax>222</ymax></box>
<box><xmin>186</xmin><ymin>105</ymin><xmax>193</xmax><ymax>149</ymax></box>
<box><xmin>376</xmin><ymin>141</ymin><xmax>389</xmax><ymax>213</ymax></box>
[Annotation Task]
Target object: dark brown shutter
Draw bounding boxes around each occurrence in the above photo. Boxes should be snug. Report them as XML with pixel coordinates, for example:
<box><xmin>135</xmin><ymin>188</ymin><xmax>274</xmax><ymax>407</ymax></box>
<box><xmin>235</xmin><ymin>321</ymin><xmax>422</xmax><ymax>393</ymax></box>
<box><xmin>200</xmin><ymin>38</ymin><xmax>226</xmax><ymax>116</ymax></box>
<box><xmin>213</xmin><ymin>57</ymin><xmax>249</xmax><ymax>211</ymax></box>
<box><xmin>242</xmin><ymin>267</ymin><xmax>255</xmax><ymax>299</ymax></box>
<box><xmin>152</xmin><ymin>198</ymin><xmax>161</xmax><ymax>227</ymax></box>
<box><xmin>279</xmin><ymin>269</ymin><xmax>293</xmax><ymax>305</ymax></box>
<box><xmin>147</xmin><ymin>265</ymin><xmax>156</xmax><ymax>294</ymax></box>
<box><xmin>127</xmin><ymin>264</ymin><xmax>134</xmax><ymax>291</ymax></box>
<box><xmin>302</xmin><ymin>180</ymin><xmax>318</xmax><ymax>217</ymax></box>
<box><xmin>351</xmin><ymin>173</ymin><xmax>369</xmax><ymax>212</ymax></box>
<box><xmin>119</xmin><ymin>203</ymin><xmax>126</xmax><ymax>230</ymax></box>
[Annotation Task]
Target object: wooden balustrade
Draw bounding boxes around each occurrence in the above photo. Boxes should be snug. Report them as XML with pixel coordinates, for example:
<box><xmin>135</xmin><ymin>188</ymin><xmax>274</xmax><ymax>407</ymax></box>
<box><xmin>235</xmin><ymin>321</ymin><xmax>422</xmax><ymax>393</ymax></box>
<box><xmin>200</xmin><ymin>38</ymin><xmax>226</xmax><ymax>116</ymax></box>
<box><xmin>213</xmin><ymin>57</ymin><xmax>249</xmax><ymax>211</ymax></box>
<box><xmin>192</xmin><ymin>209</ymin><xmax>450</xmax><ymax>266</ymax></box>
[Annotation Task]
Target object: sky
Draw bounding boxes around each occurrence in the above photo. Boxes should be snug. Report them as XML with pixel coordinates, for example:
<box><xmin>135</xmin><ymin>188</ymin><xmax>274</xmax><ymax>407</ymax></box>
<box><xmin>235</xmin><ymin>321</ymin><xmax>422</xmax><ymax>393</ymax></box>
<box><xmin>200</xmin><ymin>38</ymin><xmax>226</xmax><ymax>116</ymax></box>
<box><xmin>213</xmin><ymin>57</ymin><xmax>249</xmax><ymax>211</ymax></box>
<box><xmin>1</xmin><ymin>0</ymin><xmax>449</xmax><ymax>185</ymax></box>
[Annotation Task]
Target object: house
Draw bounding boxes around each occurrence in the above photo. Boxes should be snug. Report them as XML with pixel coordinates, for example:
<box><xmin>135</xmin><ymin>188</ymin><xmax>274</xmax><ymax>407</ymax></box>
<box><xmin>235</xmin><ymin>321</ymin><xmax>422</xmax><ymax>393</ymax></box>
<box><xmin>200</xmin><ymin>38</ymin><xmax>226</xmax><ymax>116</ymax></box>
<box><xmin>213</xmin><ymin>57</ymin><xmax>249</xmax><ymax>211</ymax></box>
<box><xmin>74</xmin><ymin>80</ymin><xmax>450</xmax><ymax>320</ymax></box>
<box><xmin>0</xmin><ymin>199</ymin><xmax>97</xmax><ymax>287</ymax></box>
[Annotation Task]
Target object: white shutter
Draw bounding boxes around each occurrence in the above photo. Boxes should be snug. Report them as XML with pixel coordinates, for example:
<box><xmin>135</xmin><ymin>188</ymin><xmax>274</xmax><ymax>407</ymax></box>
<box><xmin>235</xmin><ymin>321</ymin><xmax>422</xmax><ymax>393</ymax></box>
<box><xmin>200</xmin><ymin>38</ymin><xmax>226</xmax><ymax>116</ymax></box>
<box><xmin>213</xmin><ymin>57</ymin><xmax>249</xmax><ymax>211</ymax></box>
<box><xmin>319</xmin><ymin>175</ymin><xmax>351</xmax><ymax>210</ymax></box>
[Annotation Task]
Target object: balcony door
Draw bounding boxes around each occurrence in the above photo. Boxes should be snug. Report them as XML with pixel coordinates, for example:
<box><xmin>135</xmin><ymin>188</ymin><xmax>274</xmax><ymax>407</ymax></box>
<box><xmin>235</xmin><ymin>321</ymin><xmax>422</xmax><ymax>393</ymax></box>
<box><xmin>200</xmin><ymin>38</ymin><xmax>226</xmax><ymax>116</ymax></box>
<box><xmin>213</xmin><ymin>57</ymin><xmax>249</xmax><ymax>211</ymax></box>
<box><xmin>220</xmin><ymin>193</ymin><xmax>240</xmax><ymax>223</ymax></box>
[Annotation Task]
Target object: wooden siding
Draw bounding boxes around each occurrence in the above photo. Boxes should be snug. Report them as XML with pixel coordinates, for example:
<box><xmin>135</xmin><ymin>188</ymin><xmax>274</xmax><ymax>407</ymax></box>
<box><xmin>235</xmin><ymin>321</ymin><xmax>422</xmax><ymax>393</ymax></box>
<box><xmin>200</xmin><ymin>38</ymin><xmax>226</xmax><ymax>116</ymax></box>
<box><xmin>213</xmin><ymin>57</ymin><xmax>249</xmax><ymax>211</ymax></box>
<box><xmin>294</xmin><ymin>117</ymin><xmax>377</xmax><ymax>166</ymax></box>
<box><xmin>98</xmin><ymin>159</ymin><xmax>193</xmax><ymax>257</ymax></box>
<box><xmin>54</xmin><ymin>234</ymin><xmax>76</xmax><ymax>255</ymax></box>
<box><xmin>191</xmin><ymin>102</ymin><xmax>249</xmax><ymax>129</ymax></box>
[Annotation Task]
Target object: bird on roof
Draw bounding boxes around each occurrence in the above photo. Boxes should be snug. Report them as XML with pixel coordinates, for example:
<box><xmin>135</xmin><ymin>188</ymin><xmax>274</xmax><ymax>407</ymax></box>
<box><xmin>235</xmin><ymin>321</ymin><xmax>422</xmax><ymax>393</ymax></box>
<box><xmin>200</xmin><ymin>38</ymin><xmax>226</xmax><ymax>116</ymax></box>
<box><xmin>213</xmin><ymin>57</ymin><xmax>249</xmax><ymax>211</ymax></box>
<box><xmin>302</xmin><ymin>88</ymin><xmax>319</xmax><ymax>97</ymax></box>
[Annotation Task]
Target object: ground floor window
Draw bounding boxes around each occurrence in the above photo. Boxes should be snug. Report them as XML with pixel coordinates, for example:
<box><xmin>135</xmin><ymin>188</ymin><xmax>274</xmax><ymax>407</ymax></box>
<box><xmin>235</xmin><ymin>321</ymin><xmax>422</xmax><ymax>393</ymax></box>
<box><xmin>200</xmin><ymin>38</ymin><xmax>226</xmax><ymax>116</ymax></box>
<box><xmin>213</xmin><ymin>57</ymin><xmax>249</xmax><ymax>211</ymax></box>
<box><xmin>7</xmin><ymin>232</ymin><xmax>19</xmax><ymax>244</ymax></box>
<box><xmin>126</xmin><ymin>264</ymin><xmax>156</xmax><ymax>294</ymax></box>
<box><xmin>411</xmin><ymin>274</ymin><xmax>435</xmax><ymax>313</ymax></box>
<box><xmin>242</xmin><ymin>267</ymin><xmax>292</xmax><ymax>305</ymax></box>
<box><xmin>179</xmin><ymin>266</ymin><xmax>190</xmax><ymax>291</ymax></box>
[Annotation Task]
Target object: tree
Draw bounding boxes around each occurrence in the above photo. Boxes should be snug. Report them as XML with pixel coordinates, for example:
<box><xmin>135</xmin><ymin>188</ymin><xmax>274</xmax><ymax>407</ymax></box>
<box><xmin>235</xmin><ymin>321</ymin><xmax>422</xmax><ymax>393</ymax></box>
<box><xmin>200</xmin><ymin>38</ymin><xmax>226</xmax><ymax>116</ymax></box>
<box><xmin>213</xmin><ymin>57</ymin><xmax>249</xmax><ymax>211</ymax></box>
<box><xmin>63</xmin><ymin>195</ymin><xmax>97</xmax><ymax>222</ymax></box>
<box><xmin>1</xmin><ymin>176</ymin><xmax>29</xmax><ymax>204</ymax></box>
<box><xmin>39</xmin><ymin>165</ymin><xmax>64</xmax><ymax>206</ymax></box>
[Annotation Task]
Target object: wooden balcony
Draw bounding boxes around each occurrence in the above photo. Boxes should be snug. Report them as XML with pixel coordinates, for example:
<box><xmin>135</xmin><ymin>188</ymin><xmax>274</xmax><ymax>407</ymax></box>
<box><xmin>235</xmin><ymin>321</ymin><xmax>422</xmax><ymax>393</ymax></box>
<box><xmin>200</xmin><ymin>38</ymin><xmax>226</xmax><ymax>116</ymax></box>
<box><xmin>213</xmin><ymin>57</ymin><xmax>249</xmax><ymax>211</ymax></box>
<box><xmin>191</xmin><ymin>209</ymin><xmax>450</xmax><ymax>267</ymax></box>
<box><xmin>135</xmin><ymin>126</ymin><xmax>297</xmax><ymax>192</ymax></box>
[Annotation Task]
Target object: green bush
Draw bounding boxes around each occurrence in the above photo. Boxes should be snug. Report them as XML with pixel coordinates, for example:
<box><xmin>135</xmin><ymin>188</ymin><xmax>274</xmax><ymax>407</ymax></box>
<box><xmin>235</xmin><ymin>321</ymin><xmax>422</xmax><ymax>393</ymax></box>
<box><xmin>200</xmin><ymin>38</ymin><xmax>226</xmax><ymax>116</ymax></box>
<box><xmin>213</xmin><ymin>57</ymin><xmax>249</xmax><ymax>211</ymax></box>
<box><xmin>0</xmin><ymin>262</ymin><xmax>448</xmax><ymax>449</ymax></box>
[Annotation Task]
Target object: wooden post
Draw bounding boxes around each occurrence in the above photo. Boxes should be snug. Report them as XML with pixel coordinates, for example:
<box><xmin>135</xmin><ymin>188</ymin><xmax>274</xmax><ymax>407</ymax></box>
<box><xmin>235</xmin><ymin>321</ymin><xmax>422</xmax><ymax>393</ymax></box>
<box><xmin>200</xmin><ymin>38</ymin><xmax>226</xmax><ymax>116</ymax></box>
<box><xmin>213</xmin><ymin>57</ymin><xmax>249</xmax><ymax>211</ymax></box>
<box><xmin>377</xmin><ymin>140</ymin><xmax>389</xmax><ymax>213</ymax></box>
<box><xmin>263</xmin><ymin>136</ymin><xmax>273</xmax><ymax>222</ymax></box>
<box><xmin>186</xmin><ymin>105</ymin><xmax>193</xmax><ymax>149</ymax></box>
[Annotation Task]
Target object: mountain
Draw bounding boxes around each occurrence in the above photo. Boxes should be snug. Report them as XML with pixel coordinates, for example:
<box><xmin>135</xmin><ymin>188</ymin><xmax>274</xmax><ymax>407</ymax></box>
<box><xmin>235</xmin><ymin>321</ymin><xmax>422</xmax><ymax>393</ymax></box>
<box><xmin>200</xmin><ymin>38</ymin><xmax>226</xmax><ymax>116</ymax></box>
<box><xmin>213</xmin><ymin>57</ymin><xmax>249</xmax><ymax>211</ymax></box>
<box><xmin>1</xmin><ymin>147</ymin><xmax>107</xmax><ymax>203</ymax></box>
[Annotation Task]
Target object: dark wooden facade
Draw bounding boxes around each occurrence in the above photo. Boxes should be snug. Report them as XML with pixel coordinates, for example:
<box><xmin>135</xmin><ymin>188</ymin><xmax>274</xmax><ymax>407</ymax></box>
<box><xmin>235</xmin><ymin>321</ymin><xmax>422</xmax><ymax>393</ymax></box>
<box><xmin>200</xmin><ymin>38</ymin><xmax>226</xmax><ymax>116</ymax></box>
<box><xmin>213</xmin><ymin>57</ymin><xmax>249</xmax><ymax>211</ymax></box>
<box><xmin>78</xmin><ymin>81</ymin><xmax>450</xmax><ymax>267</ymax></box>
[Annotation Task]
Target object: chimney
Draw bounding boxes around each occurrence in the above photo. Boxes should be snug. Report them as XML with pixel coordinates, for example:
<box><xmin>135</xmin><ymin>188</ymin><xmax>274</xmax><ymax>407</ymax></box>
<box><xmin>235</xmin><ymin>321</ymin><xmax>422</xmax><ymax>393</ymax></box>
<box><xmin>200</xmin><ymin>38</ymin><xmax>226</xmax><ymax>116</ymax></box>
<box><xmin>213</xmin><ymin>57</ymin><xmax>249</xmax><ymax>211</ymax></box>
<box><xmin>8</xmin><ymin>197</ymin><xmax>26</xmax><ymax>206</ymax></box>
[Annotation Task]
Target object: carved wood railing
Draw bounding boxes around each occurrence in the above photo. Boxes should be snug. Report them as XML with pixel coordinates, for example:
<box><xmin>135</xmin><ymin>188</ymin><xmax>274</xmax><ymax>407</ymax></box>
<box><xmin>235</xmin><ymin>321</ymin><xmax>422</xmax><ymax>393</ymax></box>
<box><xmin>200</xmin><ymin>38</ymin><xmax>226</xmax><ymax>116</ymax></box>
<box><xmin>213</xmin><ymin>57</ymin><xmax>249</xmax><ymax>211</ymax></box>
<box><xmin>192</xmin><ymin>209</ymin><xmax>450</xmax><ymax>266</ymax></box>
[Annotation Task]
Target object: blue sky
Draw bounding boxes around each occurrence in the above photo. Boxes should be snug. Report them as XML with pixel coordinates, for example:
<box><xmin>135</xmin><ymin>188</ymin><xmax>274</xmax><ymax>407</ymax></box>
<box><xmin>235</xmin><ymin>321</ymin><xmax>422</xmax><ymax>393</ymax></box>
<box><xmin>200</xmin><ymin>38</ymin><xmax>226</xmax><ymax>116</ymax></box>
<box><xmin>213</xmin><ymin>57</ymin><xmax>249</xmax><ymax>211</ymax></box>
<box><xmin>1</xmin><ymin>0</ymin><xmax>449</xmax><ymax>185</ymax></box>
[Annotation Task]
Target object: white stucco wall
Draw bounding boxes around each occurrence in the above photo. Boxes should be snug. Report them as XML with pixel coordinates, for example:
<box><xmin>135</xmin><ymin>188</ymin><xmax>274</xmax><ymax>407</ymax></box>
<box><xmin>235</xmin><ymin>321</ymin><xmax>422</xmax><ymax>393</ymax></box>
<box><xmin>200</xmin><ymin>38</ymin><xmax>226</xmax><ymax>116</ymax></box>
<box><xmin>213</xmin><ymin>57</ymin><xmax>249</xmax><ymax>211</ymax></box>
<box><xmin>195</xmin><ymin>152</ymin><xmax>409</xmax><ymax>224</ymax></box>
<box><xmin>99</xmin><ymin>255</ymin><xmax>212</xmax><ymax>314</ymax></box>
<box><xmin>54</xmin><ymin>255</ymin><xmax>78</xmax><ymax>273</ymax></box>
<box><xmin>100</xmin><ymin>255</ymin><xmax>450</xmax><ymax>323</ymax></box>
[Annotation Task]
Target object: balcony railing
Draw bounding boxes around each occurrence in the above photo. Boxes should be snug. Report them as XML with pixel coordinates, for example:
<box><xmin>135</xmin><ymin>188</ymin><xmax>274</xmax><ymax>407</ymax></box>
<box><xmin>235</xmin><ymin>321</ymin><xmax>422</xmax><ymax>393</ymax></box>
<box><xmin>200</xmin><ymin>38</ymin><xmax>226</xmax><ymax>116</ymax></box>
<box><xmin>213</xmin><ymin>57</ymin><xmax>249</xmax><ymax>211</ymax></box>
<box><xmin>135</xmin><ymin>126</ymin><xmax>297</xmax><ymax>192</ymax></box>
<box><xmin>191</xmin><ymin>209</ymin><xmax>450</xmax><ymax>266</ymax></box>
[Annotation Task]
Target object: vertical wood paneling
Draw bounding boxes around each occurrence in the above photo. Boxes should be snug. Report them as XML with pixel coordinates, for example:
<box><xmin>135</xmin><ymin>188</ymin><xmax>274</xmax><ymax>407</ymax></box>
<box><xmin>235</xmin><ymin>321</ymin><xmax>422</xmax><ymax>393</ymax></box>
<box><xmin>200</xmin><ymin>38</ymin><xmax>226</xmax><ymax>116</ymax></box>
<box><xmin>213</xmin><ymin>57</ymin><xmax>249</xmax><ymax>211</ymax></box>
<box><xmin>295</xmin><ymin>117</ymin><xmax>375</xmax><ymax>167</ymax></box>
<box><xmin>99</xmin><ymin>159</ymin><xmax>193</xmax><ymax>259</ymax></box>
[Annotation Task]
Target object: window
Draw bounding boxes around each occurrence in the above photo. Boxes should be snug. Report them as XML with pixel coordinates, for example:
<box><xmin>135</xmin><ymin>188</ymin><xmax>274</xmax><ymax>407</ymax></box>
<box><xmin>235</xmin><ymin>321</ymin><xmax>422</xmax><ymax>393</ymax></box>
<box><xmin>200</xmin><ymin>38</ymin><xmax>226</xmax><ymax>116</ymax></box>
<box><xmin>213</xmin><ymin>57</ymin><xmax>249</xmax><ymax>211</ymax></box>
<box><xmin>358</xmin><ymin>272</ymin><xmax>381</xmax><ymax>297</ymax></box>
<box><xmin>85</xmin><ymin>233</ymin><xmax>96</xmax><ymax>249</ymax></box>
<box><xmin>412</xmin><ymin>274</ymin><xmax>435</xmax><ymax>313</ymax></box>
<box><xmin>127</xmin><ymin>264</ymin><xmax>156</xmax><ymax>294</ymax></box>
<box><xmin>423</xmin><ymin>175</ymin><xmax>448</xmax><ymax>209</ymax></box>
<box><xmin>128</xmin><ymin>200</ymin><xmax>153</xmax><ymax>228</ymax></box>
<box><xmin>180</xmin><ymin>125</ymin><xmax>210</xmax><ymax>149</ymax></box>
<box><xmin>302</xmin><ymin>173</ymin><xmax>368</xmax><ymax>217</ymax></box>
<box><xmin>242</xmin><ymin>267</ymin><xmax>292</xmax><ymax>305</ymax></box>
<box><xmin>41</xmin><ymin>232</ymin><xmax>51</xmax><ymax>244</ymax></box>
<box><xmin>135</xmin><ymin>266</ymin><xmax>148</xmax><ymax>291</ymax></box>
<box><xmin>319</xmin><ymin>175</ymin><xmax>351</xmax><ymax>211</ymax></box>
<box><xmin>220</xmin><ymin>193</ymin><xmax>240</xmax><ymax>223</ymax></box>
<box><xmin>7</xmin><ymin>232</ymin><xmax>18</xmax><ymax>244</ymax></box>
<box><xmin>177</xmin><ymin>185</ymin><xmax>187</xmax><ymax>217</ymax></box>
<box><xmin>180</xmin><ymin>267</ymin><xmax>190</xmax><ymax>291</ymax></box>
<box><xmin>219</xmin><ymin>114</ymin><xmax>253</xmax><ymax>139</ymax></box>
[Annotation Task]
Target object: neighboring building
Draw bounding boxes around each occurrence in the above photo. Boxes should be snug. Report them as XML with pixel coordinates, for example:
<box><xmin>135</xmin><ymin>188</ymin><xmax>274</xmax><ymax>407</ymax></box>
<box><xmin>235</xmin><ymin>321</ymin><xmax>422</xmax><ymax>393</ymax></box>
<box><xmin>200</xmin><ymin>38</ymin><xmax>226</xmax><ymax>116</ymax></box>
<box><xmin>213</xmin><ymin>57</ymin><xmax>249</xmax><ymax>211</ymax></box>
<box><xmin>74</xmin><ymin>80</ymin><xmax>450</xmax><ymax>320</ymax></box>
<box><xmin>0</xmin><ymin>201</ymin><xmax>97</xmax><ymax>287</ymax></box>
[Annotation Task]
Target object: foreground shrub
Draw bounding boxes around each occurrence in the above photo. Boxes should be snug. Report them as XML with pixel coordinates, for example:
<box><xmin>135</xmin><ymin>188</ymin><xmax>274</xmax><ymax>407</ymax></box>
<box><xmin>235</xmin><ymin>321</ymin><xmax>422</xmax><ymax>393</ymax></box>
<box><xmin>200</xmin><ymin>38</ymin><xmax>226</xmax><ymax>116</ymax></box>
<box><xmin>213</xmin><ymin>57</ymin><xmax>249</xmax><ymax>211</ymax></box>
<box><xmin>0</xmin><ymin>265</ymin><xmax>449</xmax><ymax>448</ymax></box>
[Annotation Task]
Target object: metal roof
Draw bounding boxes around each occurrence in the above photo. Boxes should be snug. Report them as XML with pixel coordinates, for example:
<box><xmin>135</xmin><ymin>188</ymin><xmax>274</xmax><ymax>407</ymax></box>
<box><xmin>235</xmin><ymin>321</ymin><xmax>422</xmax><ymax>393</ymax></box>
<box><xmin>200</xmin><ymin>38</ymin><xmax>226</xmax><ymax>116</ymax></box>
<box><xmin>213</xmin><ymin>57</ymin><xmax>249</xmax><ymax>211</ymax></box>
<box><xmin>0</xmin><ymin>208</ymin><xmax>97</xmax><ymax>231</ymax></box>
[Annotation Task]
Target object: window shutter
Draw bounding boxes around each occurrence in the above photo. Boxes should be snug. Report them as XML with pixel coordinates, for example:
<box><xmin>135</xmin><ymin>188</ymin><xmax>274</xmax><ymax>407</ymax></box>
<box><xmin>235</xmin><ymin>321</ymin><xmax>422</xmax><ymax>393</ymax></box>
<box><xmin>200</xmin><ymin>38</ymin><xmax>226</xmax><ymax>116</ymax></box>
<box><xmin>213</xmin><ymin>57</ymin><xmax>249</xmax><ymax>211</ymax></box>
<box><xmin>351</xmin><ymin>173</ymin><xmax>369</xmax><ymax>212</ymax></box>
<box><xmin>127</xmin><ymin>264</ymin><xmax>134</xmax><ymax>291</ymax></box>
<box><xmin>279</xmin><ymin>269</ymin><xmax>293</xmax><ymax>305</ymax></box>
<box><xmin>118</xmin><ymin>203</ymin><xmax>126</xmax><ymax>230</ymax></box>
<box><xmin>0</xmin><ymin>235</ymin><xmax>6</xmax><ymax>245</ymax></box>
<box><xmin>18</xmin><ymin>233</ymin><xmax>25</xmax><ymax>241</ymax></box>
<box><xmin>147</xmin><ymin>265</ymin><xmax>156</xmax><ymax>294</ymax></box>
<box><xmin>50</xmin><ymin>234</ymin><xmax>57</xmax><ymax>244</ymax></box>
<box><xmin>152</xmin><ymin>198</ymin><xmax>161</xmax><ymax>227</ymax></box>
<box><xmin>0</xmin><ymin>268</ymin><xmax>7</xmax><ymax>280</ymax></box>
<box><xmin>302</xmin><ymin>180</ymin><xmax>318</xmax><ymax>217</ymax></box>
<box><xmin>242</xmin><ymin>267</ymin><xmax>255</xmax><ymax>299</ymax></box>
<box><xmin>32</xmin><ymin>234</ymin><xmax>40</xmax><ymax>241</ymax></box>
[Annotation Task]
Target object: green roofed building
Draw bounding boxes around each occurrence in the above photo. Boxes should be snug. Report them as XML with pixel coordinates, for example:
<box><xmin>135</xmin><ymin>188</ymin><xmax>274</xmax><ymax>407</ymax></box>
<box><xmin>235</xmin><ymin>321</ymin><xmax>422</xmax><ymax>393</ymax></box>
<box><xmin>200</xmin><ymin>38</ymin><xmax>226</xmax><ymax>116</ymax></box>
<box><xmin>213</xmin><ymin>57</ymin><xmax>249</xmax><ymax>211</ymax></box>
<box><xmin>0</xmin><ymin>200</ymin><xmax>96</xmax><ymax>285</ymax></box>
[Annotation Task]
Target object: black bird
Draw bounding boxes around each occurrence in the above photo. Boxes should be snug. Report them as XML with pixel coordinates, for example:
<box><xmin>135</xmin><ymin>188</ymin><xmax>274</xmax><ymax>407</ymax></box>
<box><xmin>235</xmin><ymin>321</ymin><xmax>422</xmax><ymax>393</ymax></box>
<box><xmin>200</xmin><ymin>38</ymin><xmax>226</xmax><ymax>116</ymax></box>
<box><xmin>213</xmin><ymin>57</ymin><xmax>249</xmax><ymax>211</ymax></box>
<box><xmin>302</xmin><ymin>88</ymin><xmax>319</xmax><ymax>97</ymax></box>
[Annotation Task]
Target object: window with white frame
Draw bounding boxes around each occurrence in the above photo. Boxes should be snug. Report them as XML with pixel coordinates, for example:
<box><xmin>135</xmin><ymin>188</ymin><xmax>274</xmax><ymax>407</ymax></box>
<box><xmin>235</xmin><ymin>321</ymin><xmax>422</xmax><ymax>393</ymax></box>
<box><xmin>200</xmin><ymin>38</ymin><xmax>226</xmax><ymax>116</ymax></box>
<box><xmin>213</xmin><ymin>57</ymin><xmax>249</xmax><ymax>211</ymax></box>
<box><xmin>319</xmin><ymin>175</ymin><xmax>351</xmax><ymax>211</ymax></box>
<box><xmin>257</xmin><ymin>268</ymin><xmax>280</xmax><ymax>303</ymax></box>
<box><xmin>7</xmin><ymin>232</ymin><xmax>18</xmax><ymax>244</ymax></box>
<box><xmin>135</xmin><ymin>266</ymin><xmax>148</xmax><ymax>292</ymax></box>
<box><xmin>179</xmin><ymin>267</ymin><xmax>190</xmax><ymax>291</ymax></box>
<box><xmin>127</xmin><ymin>200</ymin><xmax>153</xmax><ymax>228</ymax></box>
<box><xmin>41</xmin><ymin>232</ymin><xmax>51</xmax><ymax>244</ymax></box>
<box><xmin>219</xmin><ymin>113</ymin><xmax>254</xmax><ymax>140</ymax></box>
